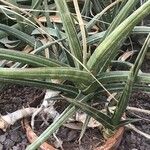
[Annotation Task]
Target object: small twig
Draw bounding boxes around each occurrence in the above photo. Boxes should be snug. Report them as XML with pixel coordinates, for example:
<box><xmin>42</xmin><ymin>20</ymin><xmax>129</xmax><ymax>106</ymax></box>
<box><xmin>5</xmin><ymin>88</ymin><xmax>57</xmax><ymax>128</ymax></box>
<box><xmin>31</xmin><ymin>89</ymin><xmax>60</xmax><ymax>129</ymax></box>
<box><xmin>126</xmin><ymin>124</ymin><xmax>150</xmax><ymax>140</ymax></box>
<box><xmin>0</xmin><ymin>104</ymin><xmax>60</xmax><ymax>132</ymax></box>
<box><xmin>31</xmin><ymin>106</ymin><xmax>44</xmax><ymax>129</ymax></box>
<box><xmin>0</xmin><ymin>107</ymin><xmax>38</xmax><ymax>131</ymax></box>
<box><xmin>109</xmin><ymin>106</ymin><xmax>150</xmax><ymax>115</ymax></box>
<box><xmin>127</xmin><ymin>106</ymin><xmax>150</xmax><ymax>115</ymax></box>
<box><xmin>53</xmin><ymin>133</ymin><xmax>64</xmax><ymax>150</ymax></box>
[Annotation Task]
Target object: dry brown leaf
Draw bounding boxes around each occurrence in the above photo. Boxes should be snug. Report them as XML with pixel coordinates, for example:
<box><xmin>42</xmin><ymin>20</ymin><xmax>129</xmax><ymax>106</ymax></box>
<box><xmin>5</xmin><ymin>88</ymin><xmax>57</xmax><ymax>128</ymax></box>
<box><xmin>118</xmin><ymin>51</ymin><xmax>136</xmax><ymax>61</ymax></box>
<box><xmin>76</xmin><ymin>112</ymin><xmax>101</xmax><ymax>128</ymax></box>
<box><xmin>38</xmin><ymin>15</ymin><xmax>98</xmax><ymax>33</ymax></box>
<box><xmin>63</xmin><ymin>122</ymin><xmax>83</xmax><ymax>130</ymax></box>
<box><xmin>23</xmin><ymin>45</ymin><xmax>33</xmax><ymax>53</ymax></box>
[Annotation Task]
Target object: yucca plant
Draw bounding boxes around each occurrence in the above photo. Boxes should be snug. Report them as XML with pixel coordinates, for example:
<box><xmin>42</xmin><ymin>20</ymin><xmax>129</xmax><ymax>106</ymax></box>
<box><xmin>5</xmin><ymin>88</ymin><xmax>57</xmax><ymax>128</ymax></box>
<box><xmin>0</xmin><ymin>0</ymin><xmax>150</xmax><ymax>149</ymax></box>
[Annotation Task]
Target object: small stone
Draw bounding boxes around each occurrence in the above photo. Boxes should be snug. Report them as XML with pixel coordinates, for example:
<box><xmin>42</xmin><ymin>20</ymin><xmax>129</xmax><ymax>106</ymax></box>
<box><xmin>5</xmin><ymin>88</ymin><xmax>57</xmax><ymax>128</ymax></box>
<box><xmin>12</xmin><ymin>146</ymin><xmax>19</xmax><ymax>150</ymax></box>
<box><xmin>3</xmin><ymin>139</ymin><xmax>15</xmax><ymax>148</ymax></box>
<box><xmin>12</xmin><ymin>140</ymin><xmax>28</xmax><ymax>150</ymax></box>
<box><xmin>0</xmin><ymin>143</ymin><xmax>3</xmax><ymax>150</ymax></box>
<box><xmin>66</xmin><ymin>130</ymin><xmax>78</xmax><ymax>142</ymax></box>
<box><xmin>0</xmin><ymin>134</ymin><xmax>6</xmax><ymax>142</ymax></box>
<box><xmin>139</xmin><ymin>146</ymin><xmax>145</xmax><ymax>150</ymax></box>
<box><xmin>131</xmin><ymin>144</ymin><xmax>136</xmax><ymax>148</ymax></box>
<box><xmin>130</xmin><ymin>134</ymin><xmax>136</xmax><ymax>144</ymax></box>
<box><xmin>10</xmin><ymin>131</ymin><xmax>21</xmax><ymax>142</ymax></box>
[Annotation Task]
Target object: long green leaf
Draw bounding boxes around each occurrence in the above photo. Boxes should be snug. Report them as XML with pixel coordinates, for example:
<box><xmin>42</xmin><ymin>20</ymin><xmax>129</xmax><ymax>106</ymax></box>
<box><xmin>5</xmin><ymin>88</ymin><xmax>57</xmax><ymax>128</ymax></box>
<box><xmin>87</xmin><ymin>1</ymin><xmax>150</xmax><ymax>74</ymax></box>
<box><xmin>104</xmin><ymin>0</ymin><xmax>138</xmax><ymax>37</ymax></box>
<box><xmin>0</xmin><ymin>67</ymin><xmax>91</xmax><ymax>83</ymax></box>
<box><xmin>112</xmin><ymin>33</ymin><xmax>150</xmax><ymax>125</ymax></box>
<box><xmin>0</xmin><ymin>48</ymin><xmax>65</xmax><ymax>67</ymax></box>
<box><xmin>0</xmin><ymin>24</ymin><xmax>20</xmax><ymax>39</ymax></box>
<box><xmin>84</xmin><ymin>71</ymin><xmax>150</xmax><ymax>93</ymax></box>
<box><xmin>54</xmin><ymin>0</ymin><xmax>82</xmax><ymax>68</ymax></box>
<box><xmin>87</xmin><ymin>26</ymin><xmax>150</xmax><ymax>45</ymax></box>
<box><xmin>65</xmin><ymin>97</ymin><xmax>114</xmax><ymax>130</ymax></box>
<box><xmin>97</xmin><ymin>83</ymin><xmax>150</xmax><ymax>94</ymax></box>
<box><xmin>0</xmin><ymin>77</ymin><xmax>78</xmax><ymax>96</ymax></box>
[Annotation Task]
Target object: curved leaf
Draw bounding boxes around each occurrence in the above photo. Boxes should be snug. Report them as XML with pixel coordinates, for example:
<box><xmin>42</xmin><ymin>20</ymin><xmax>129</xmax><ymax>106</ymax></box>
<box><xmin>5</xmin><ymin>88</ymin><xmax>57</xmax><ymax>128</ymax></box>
<box><xmin>0</xmin><ymin>77</ymin><xmax>78</xmax><ymax>96</ymax></box>
<box><xmin>0</xmin><ymin>48</ymin><xmax>66</xmax><ymax>67</ymax></box>
<box><xmin>0</xmin><ymin>23</ymin><xmax>41</xmax><ymax>48</ymax></box>
<box><xmin>65</xmin><ymin>97</ymin><xmax>114</xmax><ymax>130</ymax></box>
<box><xmin>84</xmin><ymin>71</ymin><xmax>150</xmax><ymax>93</ymax></box>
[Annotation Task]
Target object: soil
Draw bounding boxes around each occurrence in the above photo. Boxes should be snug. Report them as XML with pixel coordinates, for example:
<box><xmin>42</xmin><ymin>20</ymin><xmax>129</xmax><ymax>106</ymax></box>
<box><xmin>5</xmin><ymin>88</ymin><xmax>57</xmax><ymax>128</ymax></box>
<box><xmin>0</xmin><ymin>60</ymin><xmax>149</xmax><ymax>150</ymax></box>
<box><xmin>118</xmin><ymin>59</ymin><xmax>150</xmax><ymax>150</ymax></box>
<box><xmin>34</xmin><ymin>119</ymin><xmax>104</xmax><ymax>150</ymax></box>
<box><xmin>56</xmin><ymin>127</ymin><xmax>103</xmax><ymax>150</ymax></box>
<box><xmin>0</xmin><ymin>85</ymin><xmax>104</xmax><ymax>150</ymax></box>
<box><xmin>0</xmin><ymin>88</ymin><xmax>149</xmax><ymax>150</ymax></box>
<box><xmin>118</xmin><ymin>92</ymin><xmax>150</xmax><ymax>150</ymax></box>
<box><xmin>0</xmin><ymin>85</ymin><xmax>43</xmax><ymax>150</ymax></box>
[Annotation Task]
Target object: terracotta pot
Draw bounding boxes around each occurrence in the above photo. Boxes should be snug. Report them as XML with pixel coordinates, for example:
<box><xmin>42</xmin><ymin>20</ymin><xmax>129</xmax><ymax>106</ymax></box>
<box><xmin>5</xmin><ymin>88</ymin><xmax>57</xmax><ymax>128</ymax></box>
<box><xmin>23</xmin><ymin>119</ymin><xmax>124</xmax><ymax>150</ymax></box>
<box><xmin>95</xmin><ymin>127</ymin><xmax>124</xmax><ymax>150</ymax></box>
<box><xmin>23</xmin><ymin>119</ymin><xmax>56</xmax><ymax>150</ymax></box>
<box><xmin>24</xmin><ymin>91</ymin><xmax>124</xmax><ymax>150</ymax></box>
